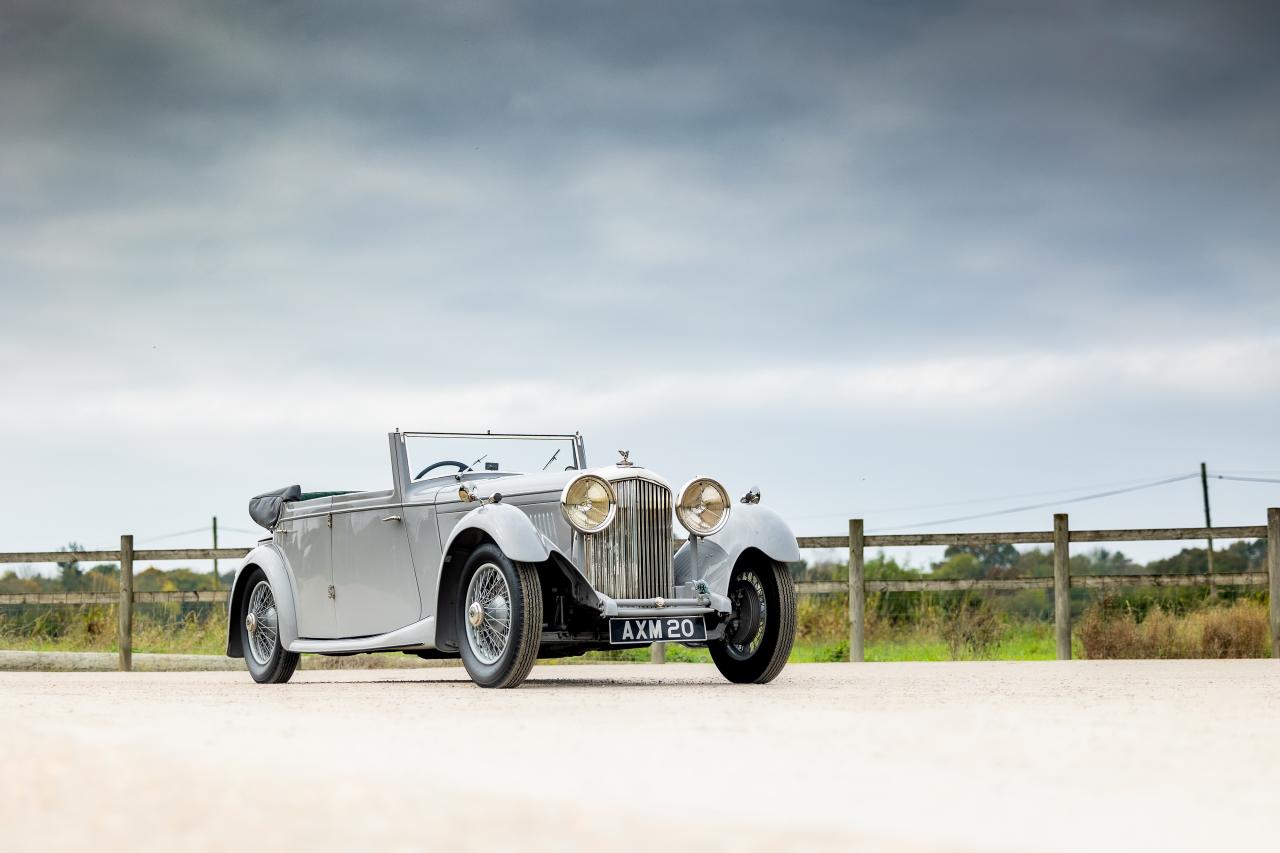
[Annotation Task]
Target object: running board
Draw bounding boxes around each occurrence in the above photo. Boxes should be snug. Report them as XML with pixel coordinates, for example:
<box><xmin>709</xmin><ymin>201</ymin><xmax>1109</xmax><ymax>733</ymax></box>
<box><xmin>287</xmin><ymin>616</ymin><xmax>436</xmax><ymax>654</ymax></box>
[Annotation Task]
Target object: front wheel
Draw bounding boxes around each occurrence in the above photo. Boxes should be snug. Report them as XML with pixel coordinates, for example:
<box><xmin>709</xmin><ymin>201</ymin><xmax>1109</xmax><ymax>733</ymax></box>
<box><xmin>457</xmin><ymin>544</ymin><xmax>543</xmax><ymax>688</ymax></box>
<box><xmin>709</xmin><ymin>559</ymin><xmax>796</xmax><ymax>684</ymax></box>
<box><xmin>239</xmin><ymin>568</ymin><xmax>300</xmax><ymax>684</ymax></box>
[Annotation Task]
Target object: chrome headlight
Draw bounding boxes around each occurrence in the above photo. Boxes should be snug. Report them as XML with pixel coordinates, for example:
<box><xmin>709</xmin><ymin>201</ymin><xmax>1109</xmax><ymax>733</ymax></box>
<box><xmin>676</xmin><ymin>477</ymin><xmax>730</xmax><ymax>537</ymax></box>
<box><xmin>560</xmin><ymin>474</ymin><xmax>616</xmax><ymax>534</ymax></box>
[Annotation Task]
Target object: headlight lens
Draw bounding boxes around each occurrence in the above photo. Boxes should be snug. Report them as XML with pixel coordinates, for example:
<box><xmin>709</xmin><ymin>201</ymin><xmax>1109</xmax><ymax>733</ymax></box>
<box><xmin>560</xmin><ymin>474</ymin><xmax>616</xmax><ymax>534</ymax></box>
<box><xmin>676</xmin><ymin>477</ymin><xmax>730</xmax><ymax>537</ymax></box>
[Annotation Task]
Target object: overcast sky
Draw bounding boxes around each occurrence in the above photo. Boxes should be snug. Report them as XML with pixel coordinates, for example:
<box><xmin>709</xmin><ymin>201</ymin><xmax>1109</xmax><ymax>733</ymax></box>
<box><xmin>2</xmin><ymin>0</ymin><xmax>1278</xmax><ymax>570</ymax></box>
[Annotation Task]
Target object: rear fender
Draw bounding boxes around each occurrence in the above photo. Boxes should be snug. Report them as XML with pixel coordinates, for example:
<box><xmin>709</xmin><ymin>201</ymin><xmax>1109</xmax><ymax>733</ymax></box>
<box><xmin>674</xmin><ymin>504</ymin><xmax>800</xmax><ymax>597</ymax></box>
<box><xmin>225</xmin><ymin>543</ymin><xmax>300</xmax><ymax>658</ymax></box>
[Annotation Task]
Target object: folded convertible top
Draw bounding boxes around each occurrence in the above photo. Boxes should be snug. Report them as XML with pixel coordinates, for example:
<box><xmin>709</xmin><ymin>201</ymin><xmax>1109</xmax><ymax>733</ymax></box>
<box><xmin>248</xmin><ymin>485</ymin><xmax>302</xmax><ymax>531</ymax></box>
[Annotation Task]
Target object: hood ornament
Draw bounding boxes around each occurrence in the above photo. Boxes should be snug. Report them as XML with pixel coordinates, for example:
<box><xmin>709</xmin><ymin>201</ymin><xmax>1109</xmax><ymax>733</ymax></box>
<box><xmin>617</xmin><ymin>450</ymin><xmax>634</xmax><ymax>468</ymax></box>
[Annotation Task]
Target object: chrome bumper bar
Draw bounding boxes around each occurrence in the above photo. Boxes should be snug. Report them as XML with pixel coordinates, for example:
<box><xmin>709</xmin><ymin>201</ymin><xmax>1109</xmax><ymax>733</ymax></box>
<box><xmin>614</xmin><ymin>606</ymin><xmax>715</xmax><ymax>618</ymax></box>
<box><xmin>613</xmin><ymin>597</ymin><xmax>706</xmax><ymax>607</ymax></box>
<box><xmin>598</xmin><ymin>587</ymin><xmax>733</xmax><ymax>618</ymax></box>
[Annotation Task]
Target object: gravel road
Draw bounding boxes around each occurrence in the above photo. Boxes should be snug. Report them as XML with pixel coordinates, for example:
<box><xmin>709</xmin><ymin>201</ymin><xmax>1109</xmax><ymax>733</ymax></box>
<box><xmin>4</xmin><ymin>660</ymin><xmax>1279</xmax><ymax>853</ymax></box>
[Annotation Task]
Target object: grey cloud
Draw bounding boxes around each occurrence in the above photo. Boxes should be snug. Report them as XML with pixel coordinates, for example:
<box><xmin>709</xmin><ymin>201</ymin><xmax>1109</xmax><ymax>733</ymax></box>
<box><xmin>2</xmin><ymin>0</ymin><xmax>1278</xmax><ymax>389</ymax></box>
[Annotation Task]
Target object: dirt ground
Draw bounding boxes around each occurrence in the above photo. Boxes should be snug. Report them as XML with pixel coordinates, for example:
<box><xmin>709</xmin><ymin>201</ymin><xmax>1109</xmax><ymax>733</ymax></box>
<box><xmin>4</xmin><ymin>660</ymin><xmax>1279</xmax><ymax>853</ymax></box>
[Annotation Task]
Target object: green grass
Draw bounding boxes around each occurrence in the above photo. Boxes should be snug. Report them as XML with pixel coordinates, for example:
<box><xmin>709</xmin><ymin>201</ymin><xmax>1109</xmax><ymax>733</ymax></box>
<box><xmin>857</xmin><ymin>621</ymin><xmax>1063</xmax><ymax>662</ymax></box>
<box><xmin>0</xmin><ymin>602</ymin><xmax>1069</xmax><ymax>664</ymax></box>
<box><xmin>866</xmin><ymin>638</ymin><xmax>951</xmax><ymax>662</ymax></box>
<box><xmin>0</xmin><ymin>609</ymin><xmax>225</xmax><ymax>655</ymax></box>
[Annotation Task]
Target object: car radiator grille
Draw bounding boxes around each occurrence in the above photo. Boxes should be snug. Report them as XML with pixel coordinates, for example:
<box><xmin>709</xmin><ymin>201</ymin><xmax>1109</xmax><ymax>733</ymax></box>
<box><xmin>586</xmin><ymin>477</ymin><xmax>674</xmax><ymax>600</ymax></box>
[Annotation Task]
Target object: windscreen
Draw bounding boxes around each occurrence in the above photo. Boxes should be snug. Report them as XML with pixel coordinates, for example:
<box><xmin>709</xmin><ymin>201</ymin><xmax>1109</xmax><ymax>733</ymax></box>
<box><xmin>404</xmin><ymin>434</ymin><xmax>581</xmax><ymax>482</ymax></box>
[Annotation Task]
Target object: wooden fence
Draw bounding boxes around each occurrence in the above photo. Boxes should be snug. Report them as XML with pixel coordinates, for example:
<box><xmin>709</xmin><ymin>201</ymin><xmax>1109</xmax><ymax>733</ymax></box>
<box><xmin>833</xmin><ymin>511</ymin><xmax>1279</xmax><ymax>662</ymax></box>
<box><xmin>2</xmin><ymin>508</ymin><xmax>1277</xmax><ymax>670</ymax></box>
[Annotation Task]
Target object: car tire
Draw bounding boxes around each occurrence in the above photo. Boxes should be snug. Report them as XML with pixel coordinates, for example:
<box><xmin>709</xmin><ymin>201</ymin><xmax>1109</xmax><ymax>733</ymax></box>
<box><xmin>708</xmin><ymin>559</ymin><xmax>796</xmax><ymax>684</ymax></box>
<box><xmin>239</xmin><ymin>567</ymin><xmax>300</xmax><ymax>685</ymax></box>
<box><xmin>456</xmin><ymin>544</ymin><xmax>543</xmax><ymax>688</ymax></box>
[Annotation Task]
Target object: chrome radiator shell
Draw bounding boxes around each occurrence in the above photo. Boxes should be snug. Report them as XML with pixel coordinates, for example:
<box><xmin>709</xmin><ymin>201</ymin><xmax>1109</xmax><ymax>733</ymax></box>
<box><xmin>584</xmin><ymin>475</ymin><xmax>674</xmax><ymax>600</ymax></box>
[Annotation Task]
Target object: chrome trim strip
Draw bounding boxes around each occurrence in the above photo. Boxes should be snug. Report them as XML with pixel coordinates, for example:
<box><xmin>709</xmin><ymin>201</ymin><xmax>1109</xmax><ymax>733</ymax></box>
<box><xmin>288</xmin><ymin>490</ymin><xmax>566</xmax><ymax>522</ymax></box>
<box><xmin>613</xmin><ymin>598</ymin><xmax>705</xmax><ymax>607</ymax></box>
<box><xmin>612</xmin><ymin>606</ymin><xmax>713</xmax><ymax>618</ymax></box>
<box><xmin>282</xmin><ymin>504</ymin><xmax>400</xmax><ymax>523</ymax></box>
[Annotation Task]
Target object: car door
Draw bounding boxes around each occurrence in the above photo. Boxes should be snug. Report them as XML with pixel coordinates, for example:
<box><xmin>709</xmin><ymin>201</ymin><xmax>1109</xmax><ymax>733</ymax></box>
<box><xmin>330</xmin><ymin>491</ymin><xmax>421</xmax><ymax>637</ymax></box>
<box><xmin>275</xmin><ymin>507</ymin><xmax>337</xmax><ymax>638</ymax></box>
<box><xmin>401</xmin><ymin>495</ymin><xmax>444</xmax><ymax>620</ymax></box>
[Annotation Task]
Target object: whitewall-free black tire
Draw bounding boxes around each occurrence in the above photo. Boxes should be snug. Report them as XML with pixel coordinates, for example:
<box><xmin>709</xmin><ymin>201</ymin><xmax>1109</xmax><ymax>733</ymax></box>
<box><xmin>239</xmin><ymin>567</ymin><xmax>300</xmax><ymax>684</ymax></box>
<box><xmin>456</xmin><ymin>544</ymin><xmax>543</xmax><ymax>688</ymax></box>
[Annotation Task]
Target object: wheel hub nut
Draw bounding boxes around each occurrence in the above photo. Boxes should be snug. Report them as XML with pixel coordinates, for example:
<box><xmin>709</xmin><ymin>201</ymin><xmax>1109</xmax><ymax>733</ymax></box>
<box><xmin>467</xmin><ymin>601</ymin><xmax>484</xmax><ymax>627</ymax></box>
<box><xmin>245</xmin><ymin>612</ymin><xmax>258</xmax><ymax>634</ymax></box>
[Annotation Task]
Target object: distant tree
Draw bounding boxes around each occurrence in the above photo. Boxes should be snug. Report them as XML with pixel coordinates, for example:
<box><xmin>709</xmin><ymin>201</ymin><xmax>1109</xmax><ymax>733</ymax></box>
<box><xmin>865</xmin><ymin>553</ymin><xmax>921</xmax><ymax>581</ymax></box>
<box><xmin>57</xmin><ymin>542</ymin><xmax>86</xmax><ymax>591</ymax></box>
<box><xmin>0</xmin><ymin>569</ymin><xmax>46</xmax><ymax>594</ymax></box>
<box><xmin>1014</xmin><ymin>548</ymin><xmax>1054</xmax><ymax>578</ymax></box>
<box><xmin>1225</xmin><ymin>540</ymin><xmax>1266</xmax><ymax>572</ymax></box>
<box><xmin>932</xmin><ymin>553</ymin><xmax>984</xmax><ymax>580</ymax></box>
<box><xmin>86</xmin><ymin>564</ymin><xmax>120</xmax><ymax>593</ymax></box>
<box><xmin>1146</xmin><ymin>547</ymin><xmax>1209</xmax><ymax>577</ymax></box>
<box><xmin>943</xmin><ymin>543</ymin><xmax>1019</xmax><ymax>574</ymax></box>
<box><xmin>1085</xmin><ymin>548</ymin><xmax>1136</xmax><ymax>576</ymax></box>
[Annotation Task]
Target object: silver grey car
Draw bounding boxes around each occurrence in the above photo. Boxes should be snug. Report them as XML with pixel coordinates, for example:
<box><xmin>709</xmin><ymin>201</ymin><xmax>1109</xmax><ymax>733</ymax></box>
<box><xmin>228</xmin><ymin>431</ymin><xmax>799</xmax><ymax>688</ymax></box>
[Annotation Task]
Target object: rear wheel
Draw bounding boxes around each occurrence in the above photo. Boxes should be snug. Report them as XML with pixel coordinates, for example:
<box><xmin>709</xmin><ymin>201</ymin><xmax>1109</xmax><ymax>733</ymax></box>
<box><xmin>240</xmin><ymin>569</ymin><xmax>299</xmax><ymax>684</ymax></box>
<box><xmin>457</xmin><ymin>544</ymin><xmax>542</xmax><ymax>688</ymax></box>
<box><xmin>709</xmin><ymin>559</ymin><xmax>796</xmax><ymax>684</ymax></box>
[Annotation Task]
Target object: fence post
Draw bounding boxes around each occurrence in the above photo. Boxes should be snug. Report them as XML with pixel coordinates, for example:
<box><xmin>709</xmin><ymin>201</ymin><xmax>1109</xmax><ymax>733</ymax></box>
<box><xmin>849</xmin><ymin>518</ymin><xmax>865</xmax><ymax>662</ymax></box>
<box><xmin>211</xmin><ymin>515</ymin><xmax>219</xmax><ymax>590</ymax></box>
<box><xmin>650</xmin><ymin>643</ymin><xmax>666</xmax><ymax>664</ymax></box>
<box><xmin>1268</xmin><ymin>508</ymin><xmax>1279</xmax><ymax>660</ymax></box>
<box><xmin>1053</xmin><ymin>513</ymin><xmax>1071</xmax><ymax>660</ymax></box>
<box><xmin>118</xmin><ymin>534</ymin><xmax>133</xmax><ymax>672</ymax></box>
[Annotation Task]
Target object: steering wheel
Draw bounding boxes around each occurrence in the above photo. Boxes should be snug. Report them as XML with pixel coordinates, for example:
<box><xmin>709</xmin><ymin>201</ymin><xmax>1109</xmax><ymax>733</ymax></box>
<box><xmin>414</xmin><ymin>460</ymin><xmax>470</xmax><ymax>480</ymax></box>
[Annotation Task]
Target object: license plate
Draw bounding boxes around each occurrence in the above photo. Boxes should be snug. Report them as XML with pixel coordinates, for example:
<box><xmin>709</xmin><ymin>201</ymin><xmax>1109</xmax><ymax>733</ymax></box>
<box><xmin>609</xmin><ymin>616</ymin><xmax>707</xmax><ymax>645</ymax></box>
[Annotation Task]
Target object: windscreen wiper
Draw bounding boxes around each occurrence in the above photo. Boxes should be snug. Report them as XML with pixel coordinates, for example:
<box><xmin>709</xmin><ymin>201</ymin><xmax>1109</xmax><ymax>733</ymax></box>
<box><xmin>541</xmin><ymin>449</ymin><xmax>560</xmax><ymax>471</ymax></box>
<box><xmin>460</xmin><ymin>454</ymin><xmax>488</xmax><ymax>474</ymax></box>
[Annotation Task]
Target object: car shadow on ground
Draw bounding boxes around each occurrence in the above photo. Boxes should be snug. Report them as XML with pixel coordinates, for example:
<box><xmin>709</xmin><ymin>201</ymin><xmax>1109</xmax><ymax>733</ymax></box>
<box><xmin>289</xmin><ymin>675</ymin><xmax>727</xmax><ymax>689</ymax></box>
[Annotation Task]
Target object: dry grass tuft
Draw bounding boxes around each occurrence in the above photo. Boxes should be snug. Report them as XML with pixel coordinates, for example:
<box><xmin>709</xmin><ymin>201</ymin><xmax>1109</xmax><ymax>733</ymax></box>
<box><xmin>1189</xmin><ymin>604</ymin><xmax>1270</xmax><ymax>658</ymax></box>
<box><xmin>941</xmin><ymin>600</ymin><xmax>1001</xmax><ymax>659</ymax></box>
<box><xmin>1079</xmin><ymin>600</ymin><xmax>1270</xmax><ymax>659</ymax></box>
<box><xmin>796</xmin><ymin>593</ymin><xmax>848</xmax><ymax>643</ymax></box>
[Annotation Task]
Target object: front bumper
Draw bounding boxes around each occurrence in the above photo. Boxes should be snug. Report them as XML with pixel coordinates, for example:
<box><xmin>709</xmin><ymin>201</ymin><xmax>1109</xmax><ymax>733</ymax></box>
<box><xmin>595</xmin><ymin>582</ymin><xmax>733</xmax><ymax>618</ymax></box>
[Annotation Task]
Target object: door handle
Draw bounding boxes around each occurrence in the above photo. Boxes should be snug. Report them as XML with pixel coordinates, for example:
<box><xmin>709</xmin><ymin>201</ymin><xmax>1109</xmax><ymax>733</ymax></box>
<box><xmin>382</xmin><ymin>515</ymin><xmax>402</xmax><ymax>523</ymax></box>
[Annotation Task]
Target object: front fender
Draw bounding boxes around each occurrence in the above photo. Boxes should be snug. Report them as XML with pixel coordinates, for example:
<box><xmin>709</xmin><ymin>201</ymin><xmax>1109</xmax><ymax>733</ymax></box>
<box><xmin>674</xmin><ymin>504</ymin><xmax>800</xmax><ymax>597</ymax></box>
<box><xmin>440</xmin><ymin>501</ymin><xmax>561</xmax><ymax>563</ymax></box>
<box><xmin>225</xmin><ymin>543</ymin><xmax>300</xmax><ymax>658</ymax></box>
<box><xmin>435</xmin><ymin>502</ymin><xmax>595</xmax><ymax>654</ymax></box>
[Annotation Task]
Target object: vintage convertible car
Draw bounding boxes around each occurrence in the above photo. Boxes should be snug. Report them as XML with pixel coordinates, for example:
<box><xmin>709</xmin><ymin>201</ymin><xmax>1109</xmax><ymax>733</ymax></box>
<box><xmin>227</xmin><ymin>431</ymin><xmax>799</xmax><ymax>688</ymax></box>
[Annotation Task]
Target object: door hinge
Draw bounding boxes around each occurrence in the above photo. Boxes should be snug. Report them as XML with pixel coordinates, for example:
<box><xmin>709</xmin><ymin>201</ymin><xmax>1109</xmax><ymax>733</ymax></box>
<box><xmin>326</xmin><ymin>513</ymin><xmax>333</xmax><ymax>529</ymax></box>
<box><xmin>327</xmin><ymin>584</ymin><xmax>336</xmax><ymax>600</ymax></box>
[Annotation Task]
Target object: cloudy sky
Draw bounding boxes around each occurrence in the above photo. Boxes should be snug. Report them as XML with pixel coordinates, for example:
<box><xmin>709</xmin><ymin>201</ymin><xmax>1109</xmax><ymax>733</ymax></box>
<box><xmin>2</xmin><ymin>0</ymin><xmax>1278</xmax><ymax>568</ymax></box>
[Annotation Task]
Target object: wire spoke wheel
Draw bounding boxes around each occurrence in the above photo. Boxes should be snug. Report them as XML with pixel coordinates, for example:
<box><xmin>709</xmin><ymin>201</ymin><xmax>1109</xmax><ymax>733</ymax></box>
<box><xmin>464</xmin><ymin>563</ymin><xmax>512</xmax><ymax>665</ymax></box>
<box><xmin>238</xmin><ymin>568</ymin><xmax>298</xmax><ymax>685</ymax></box>
<box><xmin>245</xmin><ymin>579</ymin><xmax>279</xmax><ymax>666</ymax></box>
<box><xmin>456</xmin><ymin>545</ymin><xmax>542</xmax><ymax>688</ymax></box>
